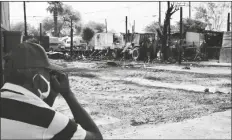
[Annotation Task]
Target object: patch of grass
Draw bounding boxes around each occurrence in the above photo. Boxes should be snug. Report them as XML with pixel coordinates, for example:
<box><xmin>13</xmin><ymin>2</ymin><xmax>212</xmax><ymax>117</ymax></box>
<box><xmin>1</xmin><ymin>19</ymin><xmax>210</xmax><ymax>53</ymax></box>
<box><xmin>90</xmin><ymin>111</ymin><xmax>100</xmax><ymax>116</ymax></box>
<box><xmin>145</xmin><ymin>76</ymin><xmax>163</xmax><ymax>81</ymax></box>
<box><xmin>220</xmin><ymin>83</ymin><xmax>231</xmax><ymax>88</ymax></box>
<box><xmin>69</xmin><ymin>72</ymin><xmax>97</xmax><ymax>78</ymax></box>
<box><xmin>123</xmin><ymin>81</ymin><xmax>143</xmax><ymax>87</ymax></box>
<box><xmin>90</xmin><ymin>88</ymin><xmax>231</xmax><ymax>128</ymax></box>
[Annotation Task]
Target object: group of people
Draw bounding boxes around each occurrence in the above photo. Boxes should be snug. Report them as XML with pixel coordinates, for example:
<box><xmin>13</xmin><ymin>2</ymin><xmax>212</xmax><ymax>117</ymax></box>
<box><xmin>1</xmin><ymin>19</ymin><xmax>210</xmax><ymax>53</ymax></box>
<box><xmin>1</xmin><ymin>42</ymin><xmax>103</xmax><ymax>139</ymax></box>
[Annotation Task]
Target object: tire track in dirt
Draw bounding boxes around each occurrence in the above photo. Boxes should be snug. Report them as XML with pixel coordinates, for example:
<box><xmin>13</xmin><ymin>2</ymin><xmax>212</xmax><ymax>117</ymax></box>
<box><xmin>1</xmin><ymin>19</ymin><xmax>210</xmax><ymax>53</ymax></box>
<box><xmin>100</xmin><ymin>76</ymin><xmax>231</xmax><ymax>94</ymax></box>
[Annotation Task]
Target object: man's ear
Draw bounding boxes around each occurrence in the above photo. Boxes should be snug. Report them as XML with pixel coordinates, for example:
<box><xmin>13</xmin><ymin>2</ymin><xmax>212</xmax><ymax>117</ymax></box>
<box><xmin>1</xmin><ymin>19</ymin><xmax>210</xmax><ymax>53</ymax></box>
<box><xmin>29</xmin><ymin>74</ymin><xmax>41</xmax><ymax>97</ymax></box>
<box><xmin>32</xmin><ymin>74</ymin><xmax>40</xmax><ymax>90</ymax></box>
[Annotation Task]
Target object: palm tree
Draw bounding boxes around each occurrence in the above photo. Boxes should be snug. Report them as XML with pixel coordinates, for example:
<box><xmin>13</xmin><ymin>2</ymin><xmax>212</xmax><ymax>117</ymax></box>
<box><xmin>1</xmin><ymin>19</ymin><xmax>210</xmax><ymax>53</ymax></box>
<box><xmin>47</xmin><ymin>2</ymin><xmax>63</xmax><ymax>37</ymax></box>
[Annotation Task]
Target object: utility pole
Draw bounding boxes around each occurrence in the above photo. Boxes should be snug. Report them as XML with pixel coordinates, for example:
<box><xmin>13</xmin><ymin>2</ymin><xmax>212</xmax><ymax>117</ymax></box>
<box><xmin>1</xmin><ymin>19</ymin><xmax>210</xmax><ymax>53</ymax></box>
<box><xmin>0</xmin><ymin>2</ymin><xmax>3</xmax><ymax>88</ymax></box>
<box><xmin>23</xmin><ymin>2</ymin><xmax>28</xmax><ymax>37</ymax></box>
<box><xmin>180</xmin><ymin>7</ymin><xmax>183</xmax><ymax>41</ymax></box>
<box><xmin>227</xmin><ymin>13</ymin><xmax>230</xmax><ymax>31</ymax></box>
<box><xmin>133</xmin><ymin>20</ymin><xmax>135</xmax><ymax>33</ymax></box>
<box><xmin>132</xmin><ymin>25</ymin><xmax>134</xmax><ymax>34</ymax></box>
<box><xmin>189</xmin><ymin>1</ymin><xmax>191</xmax><ymax>19</ymax></box>
<box><xmin>125</xmin><ymin>16</ymin><xmax>128</xmax><ymax>43</ymax></box>
<box><xmin>159</xmin><ymin>1</ymin><xmax>161</xmax><ymax>26</ymax></box>
<box><xmin>70</xmin><ymin>18</ymin><xmax>73</xmax><ymax>57</ymax></box>
<box><xmin>168</xmin><ymin>1</ymin><xmax>171</xmax><ymax>46</ymax></box>
<box><xmin>128</xmin><ymin>30</ymin><xmax>131</xmax><ymax>42</ymax></box>
<box><xmin>105</xmin><ymin>19</ymin><xmax>107</xmax><ymax>33</ymax></box>
<box><xmin>179</xmin><ymin>7</ymin><xmax>183</xmax><ymax>65</ymax></box>
<box><xmin>40</xmin><ymin>23</ymin><xmax>42</xmax><ymax>45</ymax></box>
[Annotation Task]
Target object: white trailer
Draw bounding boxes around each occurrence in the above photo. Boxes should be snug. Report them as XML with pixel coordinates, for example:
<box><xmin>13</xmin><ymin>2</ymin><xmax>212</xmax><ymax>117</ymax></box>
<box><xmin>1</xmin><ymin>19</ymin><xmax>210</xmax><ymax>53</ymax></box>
<box><xmin>89</xmin><ymin>33</ymin><xmax>114</xmax><ymax>50</ymax></box>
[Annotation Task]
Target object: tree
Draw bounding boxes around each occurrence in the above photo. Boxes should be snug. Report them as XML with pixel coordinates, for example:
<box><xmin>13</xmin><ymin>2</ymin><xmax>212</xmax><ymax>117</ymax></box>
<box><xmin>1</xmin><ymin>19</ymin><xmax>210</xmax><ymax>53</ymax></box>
<box><xmin>29</xmin><ymin>26</ymin><xmax>40</xmax><ymax>36</ymax></box>
<box><xmin>176</xmin><ymin>18</ymin><xmax>207</xmax><ymax>32</ymax></box>
<box><xmin>144</xmin><ymin>21</ymin><xmax>164</xmax><ymax>33</ymax></box>
<box><xmin>158</xmin><ymin>2</ymin><xmax>179</xmax><ymax>61</ymax></box>
<box><xmin>47</xmin><ymin>1</ymin><xmax>64</xmax><ymax>37</ymax></box>
<box><xmin>11</xmin><ymin>22</ymin><xmax>40</xmax><ymax>36</ymax></box>
<box><xmin>145</xmin><ymin>21</ymin><xmax>178</xmax><ymax>33</ymax></box>
<box><xmin>74</xmin><ymin>22</ymin><xmax>83</xmax><ymax>35</ymax></box>
<box><xmin>44</xmin><ymin>4</ymin><xmax>82</xmax><ymax>37</ymax></box>
<box><xmin>195</xmin><ymin>2</ymin><xmax>231</xmax><ymax>31</ymax></box>
<box><xmin>82</xmin><ymin>27</ymin><xmax>95</xmax><ymax>44</ymax></box>
<box><xmin>85</xmin><ymin>21</ymin><xmax>105</xmax><ymax>33</ymax></box>
<box><xmin>41</xmin><ymin>17</ymin><xmax>64</xmax><ymax>36</ymax></box>
<box><xmin>11</xmin><ymin>22</ymin><xmax>25</xmax><ymax>32</ymax></box>
<box><xmin>60</xmin><ymin>4</ymin><xmax>81</xmax><ymax>26</ymax></box>
<box><xmin>60</xmin><ymin>4</ymin><xmax>82</xmax><ymax>36</ymax></box>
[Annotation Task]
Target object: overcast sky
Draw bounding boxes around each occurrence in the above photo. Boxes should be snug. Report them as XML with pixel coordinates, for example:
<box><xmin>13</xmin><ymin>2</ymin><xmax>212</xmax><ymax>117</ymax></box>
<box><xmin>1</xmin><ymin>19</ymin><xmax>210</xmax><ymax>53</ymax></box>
<box><xmin>9</xmin><ymin>1</ymin><xmax>229</xmax><ymax>33</ymax></box>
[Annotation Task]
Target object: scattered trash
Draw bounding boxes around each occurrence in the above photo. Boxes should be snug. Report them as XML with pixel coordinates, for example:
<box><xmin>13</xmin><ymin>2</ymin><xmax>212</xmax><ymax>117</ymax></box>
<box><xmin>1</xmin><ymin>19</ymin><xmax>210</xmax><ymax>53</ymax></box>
<box><xmin>204</xmin><ymin>88</ymin><xmax>209</xmax><ymax>93</ymax></box>
<box><xmin>106</xmin><ymin>61</ymin><xmax>119</xmax><ymax>67</ymax></box>
<box><xmin>47</xmin><ymin>52</ymin><xmax>64</xmax><ymax>59</ymax></box>
<box><xmin>215</xmin><ymin>90</ymin><xmax>224</xmax><ymax>94</ymax></box>
<box><xmin>182</xmin><ymin>66</ymin><xmax>191</xmax><ymax>70</ymax></box>
<box><xmin>130</xmin><ymin>119</ymin><xmax>148</xmax><ymax>126</ymax></box>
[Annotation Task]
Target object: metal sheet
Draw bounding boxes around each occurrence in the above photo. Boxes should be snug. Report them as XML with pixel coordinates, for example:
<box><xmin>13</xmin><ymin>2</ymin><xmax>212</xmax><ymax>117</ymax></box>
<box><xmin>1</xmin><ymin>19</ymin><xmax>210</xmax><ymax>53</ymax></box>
<box><xmin>222</xmin><ymin>32</ymin><xmax>231</xmax><ymax>48</ymax></box>
<box><xmin>219</xmin><ymin>47</ymin><xmax>231</xmax><ymax>63</ymax></box>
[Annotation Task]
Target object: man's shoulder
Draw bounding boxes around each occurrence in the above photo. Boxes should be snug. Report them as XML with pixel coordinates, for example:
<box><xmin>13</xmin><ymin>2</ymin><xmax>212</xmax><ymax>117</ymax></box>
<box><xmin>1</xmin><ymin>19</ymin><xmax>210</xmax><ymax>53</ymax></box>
<box><xmin>1</xmin><ymin>88</ymin><xmax>52</xmax><ymax>109</ymax></box>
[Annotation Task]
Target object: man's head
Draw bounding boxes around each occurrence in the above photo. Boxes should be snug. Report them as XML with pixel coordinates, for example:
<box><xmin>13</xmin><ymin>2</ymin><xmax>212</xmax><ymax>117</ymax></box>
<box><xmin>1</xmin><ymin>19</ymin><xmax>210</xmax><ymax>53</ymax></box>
<box><xmin>4</xmin><ymin>42</ymin><xmax>63</xmax><ymax>98</ymax></box>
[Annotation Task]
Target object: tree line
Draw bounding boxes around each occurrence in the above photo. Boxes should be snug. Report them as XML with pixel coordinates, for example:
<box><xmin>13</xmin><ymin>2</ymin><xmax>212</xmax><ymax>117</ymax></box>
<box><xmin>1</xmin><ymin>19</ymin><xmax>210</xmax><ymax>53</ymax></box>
<box><xmin>145</xmin><ymin>2</ymin><xmax>231</xmax><ymax>33</ymax></box>
<box><xmin>11</xmin><ymin>2</ymin><xmax>106</xmax><ymax>39</ymax></box>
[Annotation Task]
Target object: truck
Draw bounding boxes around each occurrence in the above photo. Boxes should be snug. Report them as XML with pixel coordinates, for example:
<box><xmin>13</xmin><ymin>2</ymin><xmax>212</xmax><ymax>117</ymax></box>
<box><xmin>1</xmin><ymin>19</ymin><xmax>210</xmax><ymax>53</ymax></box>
<box><xmin>169</xmin><ymin>31</ymin><xmax>223</xmax><ymax>61</ymax></box>
<box><xmin>63</xmin><ymin>36</ymin><xmax>87</xmax><ymax>51</ymax></box>
<box><xmin>119</xmin><ymin>33</ymin><xmax>156</xmax><ymax>61</ymax></box>
<box><xmin>87</xmin><ymin>32</ymin><xmax>157</xmax><ymax>61</ymax></box>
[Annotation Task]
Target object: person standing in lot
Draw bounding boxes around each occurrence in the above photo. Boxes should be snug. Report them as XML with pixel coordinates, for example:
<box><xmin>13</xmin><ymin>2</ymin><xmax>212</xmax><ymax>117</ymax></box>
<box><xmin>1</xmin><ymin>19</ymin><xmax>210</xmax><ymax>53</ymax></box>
<box><xmin>177</xmin><ymin>39</ymin><xmax>185</xmax><ymax>64</ymax></box>
<box><xmin>1</xmin><ymin>42</ymin><xmax>103</xmax><ymax>140</ymax></box>
<box><xmin>144</xmin><ymin>37</ymin><xmax>153</xmax><ymax>63</ymax></box>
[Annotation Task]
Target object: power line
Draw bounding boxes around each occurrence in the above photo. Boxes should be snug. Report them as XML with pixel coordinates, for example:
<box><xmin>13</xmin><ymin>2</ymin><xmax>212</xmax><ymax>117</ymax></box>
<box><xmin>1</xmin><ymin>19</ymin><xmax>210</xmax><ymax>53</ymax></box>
<box><xmin>10</xmin><ymin>2</ymin><xmax>155</xmax><ymax>19</ymax></box>
<box><xmin>82</xmin><ymin>2</ymin><xmax>149</xmax><ymax>15</ymax></box>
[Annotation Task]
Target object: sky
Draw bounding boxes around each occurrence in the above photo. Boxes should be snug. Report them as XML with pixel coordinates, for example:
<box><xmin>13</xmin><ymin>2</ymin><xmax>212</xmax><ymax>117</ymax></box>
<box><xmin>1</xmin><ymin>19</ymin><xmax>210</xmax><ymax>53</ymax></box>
<box><xmin>9</xmin><ymin>1</ymin><xmax>229</xmax><ymax>33</ymax></box>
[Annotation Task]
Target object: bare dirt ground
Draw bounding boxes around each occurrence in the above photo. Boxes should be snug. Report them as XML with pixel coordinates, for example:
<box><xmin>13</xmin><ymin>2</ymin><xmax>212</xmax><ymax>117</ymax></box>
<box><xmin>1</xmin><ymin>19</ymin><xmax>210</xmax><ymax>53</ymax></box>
<box><xmin>51</xmin><ymin>59</ymin><xmax>231</xmax><ymax>138</ymax></box>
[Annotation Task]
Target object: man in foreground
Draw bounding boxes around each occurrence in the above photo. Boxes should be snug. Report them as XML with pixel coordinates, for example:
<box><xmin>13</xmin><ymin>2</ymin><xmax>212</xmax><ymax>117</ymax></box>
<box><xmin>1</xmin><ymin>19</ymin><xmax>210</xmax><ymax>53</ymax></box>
<box><xmin>1</xmin><ymin>42</ymin><xmax>103</xmax><ymax>140</ymax></box>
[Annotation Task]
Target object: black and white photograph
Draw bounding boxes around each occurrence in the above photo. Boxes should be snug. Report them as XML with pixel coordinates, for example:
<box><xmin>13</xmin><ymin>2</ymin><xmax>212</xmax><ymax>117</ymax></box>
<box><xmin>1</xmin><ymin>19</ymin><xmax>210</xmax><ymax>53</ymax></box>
<box><xmin>0</xmin><ymin>0</ymin><xmax>231</xmax><ymax>139</ymax></box>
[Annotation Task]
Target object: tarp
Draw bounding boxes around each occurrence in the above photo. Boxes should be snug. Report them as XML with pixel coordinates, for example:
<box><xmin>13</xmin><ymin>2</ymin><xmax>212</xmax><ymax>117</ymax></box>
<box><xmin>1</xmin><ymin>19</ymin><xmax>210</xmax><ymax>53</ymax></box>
<box><xmin>221</xmin><ymin>32</ymin><xmax>231</xmax><ymax>48</ymax></box>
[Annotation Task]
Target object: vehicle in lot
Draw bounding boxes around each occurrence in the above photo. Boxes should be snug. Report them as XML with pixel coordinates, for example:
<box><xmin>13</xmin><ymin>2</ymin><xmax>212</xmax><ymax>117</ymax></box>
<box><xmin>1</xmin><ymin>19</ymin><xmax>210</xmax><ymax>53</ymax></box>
<box><xmin>62</xmin><ymin>37</ymin><xmax>87</xmax><ymax>51</ymax></box>
<box><xmin>49</xmin><ymin>37</ymin><xmax>63</xmax><ymax>51</ymax></box>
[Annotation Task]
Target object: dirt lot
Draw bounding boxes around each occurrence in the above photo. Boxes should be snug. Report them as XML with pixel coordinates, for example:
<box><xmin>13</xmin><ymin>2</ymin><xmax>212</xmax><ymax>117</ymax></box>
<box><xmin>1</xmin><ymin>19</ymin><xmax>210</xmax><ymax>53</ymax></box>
<box><xmin>51</xmin><ymin>60</ymin><xmax>231</xmax><ymax>138</ymax></box>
